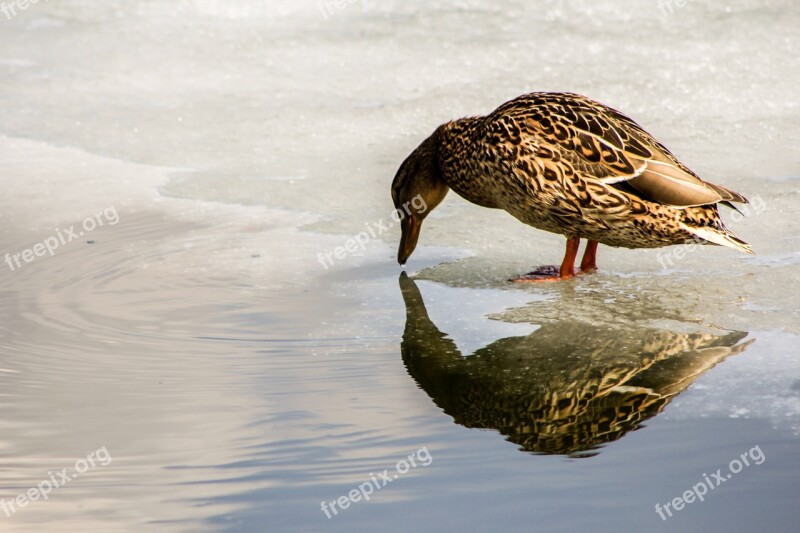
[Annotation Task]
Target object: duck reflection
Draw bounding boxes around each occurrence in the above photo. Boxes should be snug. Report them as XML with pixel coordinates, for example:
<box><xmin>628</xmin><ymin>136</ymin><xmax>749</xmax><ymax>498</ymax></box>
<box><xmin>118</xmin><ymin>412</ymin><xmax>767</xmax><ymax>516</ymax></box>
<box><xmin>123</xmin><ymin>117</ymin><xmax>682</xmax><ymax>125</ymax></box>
<box><xmin>399</xmin><ymin>273</ymin><xmax>753</xmax><ymax>456</ymax></box>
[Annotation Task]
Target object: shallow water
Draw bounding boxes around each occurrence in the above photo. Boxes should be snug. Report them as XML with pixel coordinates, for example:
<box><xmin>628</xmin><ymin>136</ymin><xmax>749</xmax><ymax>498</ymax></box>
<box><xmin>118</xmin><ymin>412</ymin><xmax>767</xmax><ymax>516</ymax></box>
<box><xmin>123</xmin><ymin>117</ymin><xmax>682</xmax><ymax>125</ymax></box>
<box><xmin>1</xmin><ymin>1</ymin><xmax>799</xmax><ymax>531</ymax></box>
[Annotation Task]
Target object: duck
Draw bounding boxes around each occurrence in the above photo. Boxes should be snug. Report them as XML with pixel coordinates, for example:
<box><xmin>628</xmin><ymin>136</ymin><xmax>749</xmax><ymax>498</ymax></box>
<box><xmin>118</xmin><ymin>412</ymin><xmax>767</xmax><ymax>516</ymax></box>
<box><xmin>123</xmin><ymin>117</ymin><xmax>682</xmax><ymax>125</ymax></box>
<box><xmin>390</xmin><ymin>92</ymin><xmax>752</xmax><ymax>281</ymax></box>
<box><xmin>398</xmin><ymin>273</ymin><xmax>753</xmax><ymax>454</ymax></box>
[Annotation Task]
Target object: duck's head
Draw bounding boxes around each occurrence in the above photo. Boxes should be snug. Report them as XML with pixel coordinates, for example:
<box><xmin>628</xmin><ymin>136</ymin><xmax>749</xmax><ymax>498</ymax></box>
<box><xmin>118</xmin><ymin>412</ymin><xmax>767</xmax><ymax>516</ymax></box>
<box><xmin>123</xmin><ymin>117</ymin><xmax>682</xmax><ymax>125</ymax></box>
<box><xmin>391</xmin><ymin>129</ymin><xmax>449</xmax><ymax>266</ymax></box>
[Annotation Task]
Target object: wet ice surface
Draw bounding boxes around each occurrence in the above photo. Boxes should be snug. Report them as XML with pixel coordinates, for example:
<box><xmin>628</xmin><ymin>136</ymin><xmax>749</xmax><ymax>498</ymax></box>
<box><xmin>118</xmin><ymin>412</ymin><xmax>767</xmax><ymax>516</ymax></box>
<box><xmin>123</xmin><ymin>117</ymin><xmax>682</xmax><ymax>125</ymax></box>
<box><xmin>1</xmin><ymin>0</ymin><xmax>799</xmax><ymax>531</ymax></box>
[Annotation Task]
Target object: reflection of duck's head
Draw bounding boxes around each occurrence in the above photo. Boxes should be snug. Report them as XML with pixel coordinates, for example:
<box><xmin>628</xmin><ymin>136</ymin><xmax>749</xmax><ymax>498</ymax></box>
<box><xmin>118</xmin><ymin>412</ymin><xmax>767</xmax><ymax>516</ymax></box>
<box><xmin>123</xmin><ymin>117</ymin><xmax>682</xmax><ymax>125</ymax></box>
<box><xmin>399</xmin><ymin>273</ymin><xmax>753</xmax><ymax>456</ymax></box>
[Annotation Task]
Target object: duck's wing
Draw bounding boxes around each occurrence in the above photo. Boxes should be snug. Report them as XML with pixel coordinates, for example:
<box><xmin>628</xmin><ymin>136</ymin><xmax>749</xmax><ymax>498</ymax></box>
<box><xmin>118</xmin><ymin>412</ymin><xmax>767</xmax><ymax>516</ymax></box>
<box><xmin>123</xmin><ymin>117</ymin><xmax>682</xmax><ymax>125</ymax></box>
<box><xmin>497</xmin><ymin>92</ymin><xmax>748</xmax><ymax>207</ymax></box>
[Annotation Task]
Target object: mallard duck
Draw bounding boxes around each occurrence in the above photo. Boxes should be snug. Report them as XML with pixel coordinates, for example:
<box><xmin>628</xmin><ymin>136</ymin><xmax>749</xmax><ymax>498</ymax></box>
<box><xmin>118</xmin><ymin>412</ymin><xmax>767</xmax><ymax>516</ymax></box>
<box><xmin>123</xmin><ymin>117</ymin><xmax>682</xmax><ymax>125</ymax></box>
<box><xmin>390</xmin><ymin>92</ymin><xmax>752</xmax><ymax>281</ymax></box>
<box><xmin>398</xmin><ymin>274</ymin><xmax>752</xmax><ymax>454</ymax></box>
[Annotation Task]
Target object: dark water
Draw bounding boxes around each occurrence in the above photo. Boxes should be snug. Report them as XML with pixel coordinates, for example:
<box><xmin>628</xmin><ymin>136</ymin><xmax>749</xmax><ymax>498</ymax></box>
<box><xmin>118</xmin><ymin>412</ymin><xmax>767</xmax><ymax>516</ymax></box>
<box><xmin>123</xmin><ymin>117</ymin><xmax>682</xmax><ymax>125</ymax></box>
<box><xmin>218</xmin><ymin>267</ymin><xmax>800</xmax><ymax>533</ymax></box>
<box><xmin>1</xmin><ymin>207</ymin><xmax>799</xmax><ymax>532</ymax></box>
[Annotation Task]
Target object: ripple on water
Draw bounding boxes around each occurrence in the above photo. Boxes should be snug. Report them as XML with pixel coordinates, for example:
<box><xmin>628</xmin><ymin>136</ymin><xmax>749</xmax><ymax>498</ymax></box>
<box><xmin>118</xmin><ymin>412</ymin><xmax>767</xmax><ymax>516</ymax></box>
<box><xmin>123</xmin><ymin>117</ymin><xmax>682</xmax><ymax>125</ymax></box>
<box><xmin>0</xmin><ymin>210</ymin><xmax>324</xmax><ymax>530</ymax></box>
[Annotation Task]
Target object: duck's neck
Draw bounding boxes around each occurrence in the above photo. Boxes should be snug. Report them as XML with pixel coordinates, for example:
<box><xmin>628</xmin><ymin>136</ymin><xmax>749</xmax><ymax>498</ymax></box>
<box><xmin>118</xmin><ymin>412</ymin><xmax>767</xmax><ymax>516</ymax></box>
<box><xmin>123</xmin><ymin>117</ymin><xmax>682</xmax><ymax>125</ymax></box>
<box><xmin>439</xmin><ymin>117</ymin><xmax>483</xmax><ymax>153</ymax></box>
<box><xmin>437</xmin><ymin>117</ymin><xmax>501</xmax><ymax>209</ymax></box>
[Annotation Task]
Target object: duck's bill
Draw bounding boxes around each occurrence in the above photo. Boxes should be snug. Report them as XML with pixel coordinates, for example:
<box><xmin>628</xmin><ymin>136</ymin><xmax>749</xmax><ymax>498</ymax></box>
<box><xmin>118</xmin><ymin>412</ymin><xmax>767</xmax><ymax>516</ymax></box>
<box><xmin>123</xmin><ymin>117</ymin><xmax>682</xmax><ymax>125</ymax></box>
<box><xmin>397</xmin><ymin>216</ymin><xmax>420</xmax><ymax>266</ymax></box>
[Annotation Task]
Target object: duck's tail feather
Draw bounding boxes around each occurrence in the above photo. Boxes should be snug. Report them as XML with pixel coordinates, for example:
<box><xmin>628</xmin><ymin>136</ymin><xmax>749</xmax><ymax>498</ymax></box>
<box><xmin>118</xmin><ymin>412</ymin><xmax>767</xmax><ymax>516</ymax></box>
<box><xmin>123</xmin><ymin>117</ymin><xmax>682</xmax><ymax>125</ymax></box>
<box><xmin>720</xmin><ymin>200</ymin><xmax>743</xmax><ymax>215</ymax></box>
<box><xmin>707</xmin><ymin>183</ymin><xmax>749</xmax><ymax>205</ymax></box>
<box><xmin>680</xmin><ymin>224</ymin><xmax>754</xmax><ymax>255</ymax></box>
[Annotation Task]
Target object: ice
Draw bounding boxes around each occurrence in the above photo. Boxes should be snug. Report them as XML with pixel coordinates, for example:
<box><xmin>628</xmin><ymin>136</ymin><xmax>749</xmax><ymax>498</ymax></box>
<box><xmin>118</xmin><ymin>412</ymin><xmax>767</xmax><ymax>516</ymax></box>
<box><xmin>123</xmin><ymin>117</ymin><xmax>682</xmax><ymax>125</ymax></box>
<box><xmin>2</xmin><ymin>0</ymin><xmax>797</xmax><ymax>269</ymax></box>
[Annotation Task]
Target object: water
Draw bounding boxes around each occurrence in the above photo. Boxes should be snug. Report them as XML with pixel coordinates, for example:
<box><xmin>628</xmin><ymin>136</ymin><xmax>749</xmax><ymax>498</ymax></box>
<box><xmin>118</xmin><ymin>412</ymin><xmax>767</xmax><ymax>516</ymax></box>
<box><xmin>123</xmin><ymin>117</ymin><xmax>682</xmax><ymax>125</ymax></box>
<box><xmin>1</xmin><ymin>1</ymin><xmax>799</xmax><ymax>531</ymax></box>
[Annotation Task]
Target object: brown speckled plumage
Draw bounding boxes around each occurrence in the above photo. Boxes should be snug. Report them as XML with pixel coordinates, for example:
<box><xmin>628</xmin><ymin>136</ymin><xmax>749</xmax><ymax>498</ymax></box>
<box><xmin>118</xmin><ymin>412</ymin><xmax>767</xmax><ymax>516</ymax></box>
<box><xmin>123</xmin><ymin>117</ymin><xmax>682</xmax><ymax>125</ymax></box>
<box><xmin>391</xmin><ymin>92</ymin><xmax>752</xmax><ymax>279</ymax></box>
<box><xmin>399</xmin><ymin>274</ymin><xmax>753</xmax><ymax>454</ymax></box>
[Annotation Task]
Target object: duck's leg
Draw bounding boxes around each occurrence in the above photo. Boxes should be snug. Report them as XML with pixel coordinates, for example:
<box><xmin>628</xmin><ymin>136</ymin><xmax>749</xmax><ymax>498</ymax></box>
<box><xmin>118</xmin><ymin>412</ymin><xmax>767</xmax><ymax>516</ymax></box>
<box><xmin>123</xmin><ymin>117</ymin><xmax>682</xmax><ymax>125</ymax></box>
<box><xmin>579</xmin><ymin>240</ymin><xmax>599</xmax><ymax>272</ymax></box>
<box><xmin>559</xmin><ymin>237</ymin><xmax>581</xmax><ymax>278</ymax></box>
<box><xmin>511</xmin><ymin>237</ymin><xmax>580</xmax><ymax>282</ymax></box>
